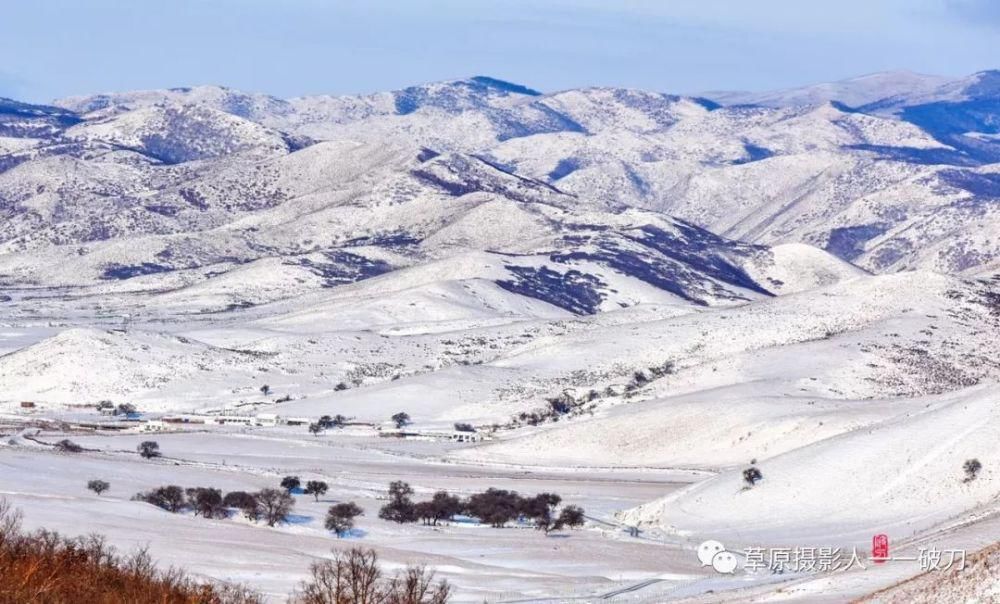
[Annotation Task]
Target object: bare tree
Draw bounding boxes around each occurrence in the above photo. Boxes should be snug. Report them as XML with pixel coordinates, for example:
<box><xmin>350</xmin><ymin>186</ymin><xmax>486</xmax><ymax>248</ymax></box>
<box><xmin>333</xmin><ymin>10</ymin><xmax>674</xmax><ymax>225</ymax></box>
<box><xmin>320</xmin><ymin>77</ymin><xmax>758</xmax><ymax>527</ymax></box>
<box><xmin>186</xmin><ymin>487</ymin><xmax>227</xmax><ymax>518</ymax></box>
<box><xmin>325</xmin><ymin>502</ymin><xmax>363</xmax><ymax>537</ymax></box>
<box><xmin>743</xmin><ymin>466</ymin><xmax>763</xmax><ymax>488</ymax></box>
<box><xmin>257</xmin><ymin>488</ymin><xmax>294</xmax><ymax>527</ymax></box>
<box><xmin>295</xmin><ymin>547</ymin><xmax>449</xmax><ymax>604</ymax></box>
<box><xmin>304</xmin><ymin>480</ymin><xmax>329</xmax><ymax>502</ymax></box>
<box><xmin>964</xmin><ymin>458</ymin><xmax>983</xmax><ymax>482</ymax></box>
<box><xmin>554</xmin><ymin>505</ymin><xmax>586</xmax><ymax>531</ymax></box>
<box><xmin>138</xmin><ymin>441</ymin><xmax>160</xmax><ymax>459</ymax></box>
<box><xmin>391</xmin><ymin>412</ymin><xmax>411</xmax><ymax>429</ymax></box>
<box><xmin>224</xmin><ymin>491</ymin><xmax>262</xmax><ymax>522</ymax></box>
<box><xmin>378</xmin><ymin>481</ymin><xmax>416</xmax><ymax>524</ymax></box>
<box><xmin>134</xmin><ymin>485</ymin><xmax>185</xmax><ymax>513</ymax></box>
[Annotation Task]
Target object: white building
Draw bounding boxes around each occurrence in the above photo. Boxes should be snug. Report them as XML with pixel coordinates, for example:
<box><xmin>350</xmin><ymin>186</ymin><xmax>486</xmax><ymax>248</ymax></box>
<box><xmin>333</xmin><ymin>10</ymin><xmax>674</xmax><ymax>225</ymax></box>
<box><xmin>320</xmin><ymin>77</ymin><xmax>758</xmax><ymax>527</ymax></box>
<box><xmin>211</xmin><ymin>414</ymin><xmax>257</xmax><ymax>426</ymax></box>
<box><xmin>255</xmin><ymin>413</ymin><xmax>280</xmax><ymax>427</ymax></box>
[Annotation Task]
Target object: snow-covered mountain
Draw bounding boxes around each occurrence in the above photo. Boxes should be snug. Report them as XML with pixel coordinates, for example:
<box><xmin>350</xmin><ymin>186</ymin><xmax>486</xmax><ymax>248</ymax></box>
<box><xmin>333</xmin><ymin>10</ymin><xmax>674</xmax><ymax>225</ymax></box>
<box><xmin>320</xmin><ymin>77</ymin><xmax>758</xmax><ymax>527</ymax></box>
<box><xmin>0</xmin><ymin>70</ymin><xmax>993</xmax><ymax>279</ymax></box>
<box><xmin>2</xmin><ymin>71</ymin><xmax>1000</xmax><ymax>602</ymax></box>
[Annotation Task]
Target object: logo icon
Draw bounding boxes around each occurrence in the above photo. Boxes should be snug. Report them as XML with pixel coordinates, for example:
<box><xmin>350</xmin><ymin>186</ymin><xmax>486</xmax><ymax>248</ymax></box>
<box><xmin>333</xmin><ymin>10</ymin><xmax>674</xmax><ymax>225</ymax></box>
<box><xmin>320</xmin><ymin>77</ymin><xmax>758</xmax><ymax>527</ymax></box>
<box><xmin>872</xmin><ymin>534</ymin><xmax>889</xmax><ymax>564</ymax></box>
<box><xmin>697</xmin><ymin>540</ymin><xmax>737</xmax><ymax>574</ymax></box>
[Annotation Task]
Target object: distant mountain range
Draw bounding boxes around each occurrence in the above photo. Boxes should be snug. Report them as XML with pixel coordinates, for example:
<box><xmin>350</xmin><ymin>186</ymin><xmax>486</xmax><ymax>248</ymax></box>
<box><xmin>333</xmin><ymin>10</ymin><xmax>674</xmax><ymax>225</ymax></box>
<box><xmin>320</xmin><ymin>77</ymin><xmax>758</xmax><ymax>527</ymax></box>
<box><xmin>0</xmin><ymin>69</ymin><xmax>997</xmax><ymax>308</ymax></box>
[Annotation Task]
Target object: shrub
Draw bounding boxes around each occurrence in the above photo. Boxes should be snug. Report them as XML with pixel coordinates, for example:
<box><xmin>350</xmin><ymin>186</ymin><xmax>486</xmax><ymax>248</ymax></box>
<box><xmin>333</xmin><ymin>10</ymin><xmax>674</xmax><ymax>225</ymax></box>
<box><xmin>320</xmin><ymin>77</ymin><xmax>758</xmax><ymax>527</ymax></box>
<box><xmin>138</xmin><ymin>441</ymin><xmax>160</xmax><ymax>459</ymax></box>
<box><xmin>453</xmin><ymin>422</ymin><xmax>475</xmax><ymax>433</ymax></box>
<box><xmin>87</xmin><ymin>479</ymin><xmax>110</xmax><ymax>496</ymax></box>
<box><xmin>325</xmin><ymin>502</ymin><xmax>364</xmax><ymax>537</ymax></box>
<box><xmin>55</xmin><ymin>439</ymin><xmax>83</xmax><ymax>453</ymax></box>
<box><xmin>260</xmin><ymin>385</ymin><xmax>271</xmax><ymax>396</ymax></box>
<box><xmin>115</xmin><ymin>403</ymin><xmax>137</xmax><ymax>416</ymax></box>
<box><xmin>295</xmin><ymin>547</ymin><xmax>449</xmax><ymax>604</ymax></box>
<box><xmin>391</xmin><ymin>412</ymin><xmax>411</xmax><ymax>429</ymax></box>
<box><xmin>743</xmin><ymin>466</ymin><xmax>763</xmax><ymax>487</ymax></box>
<box><xmin>304</xmin><ymin>480</ymin><xmax>329</xmax><ymax>502</ymax></box>
<box><xmin>964</xmin><ymin>458</ymin><xmax>983</xmax><ymax>482</ymax></box>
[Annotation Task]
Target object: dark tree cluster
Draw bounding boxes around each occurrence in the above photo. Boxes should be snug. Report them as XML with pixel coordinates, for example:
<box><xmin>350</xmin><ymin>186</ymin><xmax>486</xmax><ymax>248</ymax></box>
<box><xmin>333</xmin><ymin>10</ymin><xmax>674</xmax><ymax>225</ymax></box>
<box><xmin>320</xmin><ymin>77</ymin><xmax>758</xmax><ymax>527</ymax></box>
<box><xmin>133</xmin><ymin>485</ymin><xmax>295</xmax><ymax>526</ymax></box>
<box><xmin>377</xmin><ymin>482</ymin><xmax>585</xmax><ymax>532</ymax></box>
<box><xmin>309</xmin><ymin>414</ymin><xmax>347</xmax><ymax>435</ymax></box>
<box><xmin>508</xmin><ymin>360</ymin><xmax>678</xmax><ymax>429</ymax></box>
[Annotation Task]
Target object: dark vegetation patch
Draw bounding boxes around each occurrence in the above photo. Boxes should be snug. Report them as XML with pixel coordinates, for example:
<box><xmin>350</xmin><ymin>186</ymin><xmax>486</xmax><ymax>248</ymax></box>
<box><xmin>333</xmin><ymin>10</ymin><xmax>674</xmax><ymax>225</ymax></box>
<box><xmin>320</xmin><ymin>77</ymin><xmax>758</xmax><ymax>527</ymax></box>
<box><xmin>288</xmin><ymin>251</ymin><xmax>393</xmax><ymax>287</ymax></box>
<box><xmin>101</xmin><ymin>262</ymin><xmax>174</xmax><ymax>280</ymax></box>
<box><xmin>824</xmin><ymin>223</ymin><xmax>888</xmax><ymax>261</ymax></box>
<box><xmin>496</xmin><ymin>265</ymin><xmax>605</xmax><ymax>315</ymax></box>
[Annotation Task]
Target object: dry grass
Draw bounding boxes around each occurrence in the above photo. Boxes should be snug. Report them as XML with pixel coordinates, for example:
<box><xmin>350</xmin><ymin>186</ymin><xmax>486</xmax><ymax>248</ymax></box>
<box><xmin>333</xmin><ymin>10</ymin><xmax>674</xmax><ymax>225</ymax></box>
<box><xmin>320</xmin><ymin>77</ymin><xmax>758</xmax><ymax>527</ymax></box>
<box><xmin>0</xmin><ymin>499</ymin><xmax>261</xmax><ymax>604</ymax></box>
<box><xmin>855</xmin><ymin>540</ymin><xmax>1000</xmax><ymax>603</ymax></box>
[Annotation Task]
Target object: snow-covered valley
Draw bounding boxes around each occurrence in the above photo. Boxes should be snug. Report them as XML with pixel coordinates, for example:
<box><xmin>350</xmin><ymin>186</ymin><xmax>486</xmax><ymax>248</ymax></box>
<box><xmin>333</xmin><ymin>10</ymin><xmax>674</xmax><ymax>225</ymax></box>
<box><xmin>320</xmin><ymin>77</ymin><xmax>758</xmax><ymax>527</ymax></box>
<box><xmin>1</xmin><ymin>70</ymin><xmax>999</xmax><ymax>602</ymax></box>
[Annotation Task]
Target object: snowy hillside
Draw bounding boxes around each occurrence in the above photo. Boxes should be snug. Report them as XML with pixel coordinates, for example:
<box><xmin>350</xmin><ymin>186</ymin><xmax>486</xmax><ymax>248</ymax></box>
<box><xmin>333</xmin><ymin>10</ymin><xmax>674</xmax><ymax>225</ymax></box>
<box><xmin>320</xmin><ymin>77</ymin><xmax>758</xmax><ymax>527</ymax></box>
<box><xmin>1</xmin><ymin>70</ymin><xmax>999</xmax><ymax>602</ymax></box>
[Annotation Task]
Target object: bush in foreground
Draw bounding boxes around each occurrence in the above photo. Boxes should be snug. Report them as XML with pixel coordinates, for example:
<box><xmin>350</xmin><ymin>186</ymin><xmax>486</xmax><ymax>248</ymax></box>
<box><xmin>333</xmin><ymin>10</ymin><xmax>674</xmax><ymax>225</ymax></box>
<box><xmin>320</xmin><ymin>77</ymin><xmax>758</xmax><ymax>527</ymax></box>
<box><xmin>294</xmin><ymin>547</ymin><xmax>449</xmax><ymax>604</ymax></box>
<box><xmin>0</xmin><ymin>499</ymin><xmax>260</xmax><ymax>603</ymax></box>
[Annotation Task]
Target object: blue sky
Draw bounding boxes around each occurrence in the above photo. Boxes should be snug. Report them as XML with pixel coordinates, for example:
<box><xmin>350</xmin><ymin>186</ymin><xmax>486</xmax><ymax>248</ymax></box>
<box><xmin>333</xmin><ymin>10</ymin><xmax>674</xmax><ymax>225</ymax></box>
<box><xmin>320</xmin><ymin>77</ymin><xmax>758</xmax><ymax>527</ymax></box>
<box><xmin>1</xmin><ymin>0</ymin><xmax>997</xmax><ymax>102</ymax></box>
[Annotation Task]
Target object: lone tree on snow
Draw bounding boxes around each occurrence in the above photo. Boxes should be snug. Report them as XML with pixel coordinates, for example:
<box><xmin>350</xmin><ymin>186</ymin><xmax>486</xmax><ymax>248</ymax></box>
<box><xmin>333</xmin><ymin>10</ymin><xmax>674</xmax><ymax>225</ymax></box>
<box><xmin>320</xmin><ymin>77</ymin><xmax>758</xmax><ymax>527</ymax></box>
<box><xmin>964</xmin><ymin>459</ymin><xmax>983</xmax><ymax>482</ymax></box>
<box><xmin>391</xmin><ymin>412</ymin><xmax>411</xmax><ymax>429</ymax></box>
<box><xmin>87</xmin><ymin>480</ymin><xmax>110</xmax><ymax>495</ymax></box>
<box><xmin>138</xmin><ymin>441</ymin><xmax>161</xmax><ymax>459</ymax></box>
<box><xmin>280</xmin><ymin>475</ymin><xmax>301</xmax><ymax>494</ymax></box>
<box><xmin>743</xmin><ymin>466</ymin><xmax>763</xmax><ymax>488</ymax></box>
<box><xmin>326</xmin><ymin>502</ymin><xmax>364</xmax><ymax>537</ymax></box>
<box><xmin>260</xmin><ymin>384</ymin><xmax>271</xmax><ymax>396</ymax></box>
<box><xmin>304</xmin><ymin>480</ymin><xmax>329</xmax><ymax>502</ymax></box>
